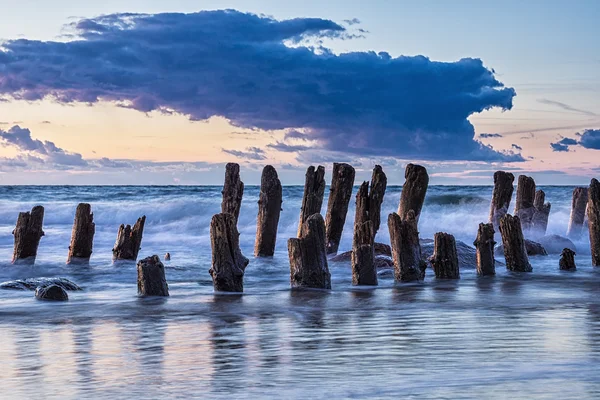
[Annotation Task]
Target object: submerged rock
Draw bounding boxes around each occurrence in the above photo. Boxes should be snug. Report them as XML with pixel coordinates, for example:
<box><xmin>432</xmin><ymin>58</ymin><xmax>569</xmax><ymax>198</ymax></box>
<box><xmin>374</xmin><ymin>255</ymin><xmax>394</xmax><ymax>269</ymax></box>
<box><xmin>496</xmin><ymin>239</ymin><xmax>547</xmax><ymax>257</ymax></box>
<box><xmin>35</xmin><ymin>284</ymin><xmax>68</xmax><ymax>301</ymax></box>
<box><xmin>537</xmin><ymin>234</ymin><xmax>577</xmax><ymax>254</ymax></box>
<box><xmin>330</xmin><ymin>242</ymin><xmax>391</xmax><ymax>262</ymax></box>
<box><xmin>0</xmin><ymin>277</ymin><xmax>81</xmax><ymax>291</ymax></box>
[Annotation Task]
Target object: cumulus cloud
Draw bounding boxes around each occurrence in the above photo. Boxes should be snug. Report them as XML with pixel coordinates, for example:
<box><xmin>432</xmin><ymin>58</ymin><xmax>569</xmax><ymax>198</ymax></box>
<box><xmin>0</xmin><ymin>10</ymin><xmax>518</xmax><ymax>162</ymax></box>
<box><xmin>550</xmin><ymin>129</ymin><xmax>600</xmax><ymax>152</ymax></box>
<box><xmin>222</xmin><ymin>146</ymin><xmax>266</xmax><ymax>160</ymax></box>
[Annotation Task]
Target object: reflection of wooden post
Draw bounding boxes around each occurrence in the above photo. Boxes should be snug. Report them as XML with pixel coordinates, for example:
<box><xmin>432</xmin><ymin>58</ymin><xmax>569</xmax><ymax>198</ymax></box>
<box><xmin>325</xmin><ymin>163</ymin><xmax>355</xmax><ymax>254</ymax></box>
<box><xmin>499</xmin><ymin>214</ymin><xmax>532</xmax><ymax>272</ymax></box>
<box><xmin>67</xmin><ymin>203</ymin><xmax>95</xmax><ymax>264</ymax></box>
<box><xmin>531</xmin><ymin>190</ymin><xmax>551</xmax><ymax>237</ymax></box>
<box><xmin>209</xmin><ymin>213</ymin><xmax>249</xmax><ymax>292</ymax></box>
<box><xmin>514</xmin><ymin>175</ymin><xmax>536</xmax><ymax>232</ymax></box>
<box><xmin>221</xmin><ymin>163</ymin><xmax>244</xmax><ymax>225</ymax></box>
<box><xmin>12</xmin><ymin>205</ymin><xmax>45</xmax><ymax>264</ymax></box>
<box><xmin>288</xmin><ymin>213</ymin><xmax>331</xmax><ymax>289</ymax></box>
<box><xmin>254</xmin><ymin>165</ymin><xmax>282</xmax><ymax>257</ymax></box>
<box><xmin>474</xmin><ymin>223</ymin><xmax>496</xmax><ymax>276</ymax></box>
<box><xmin>398</xmin><ymin>164</ymin><xmax>429</xmax><ymax>224</ymax></box>
<box><xmin>567</xmin><ymin>187</ymin><xmax>588</xmax><ymax>240</ymax></box>
<box><xmin>559</xmin><ymin>248</ymin><xmax>576</xmax><ymax>271</ymax></box>
<box><xmin>489</xmin><ymin>171</ymin><xmax>515</xmax><ymax>231</ymax></box>
<box><xmin>351</xmin><ymin>183</ymin><xmax>376</xmax><ymax>285</ymax></box>
<box><xmin>297</xmin><ymin>165</ymin><xmax>325</xmax><ymax>237</ymax></box>
<box><xmin>137</xmin><ymin>255</ymin><xmax>169</xmax><ymax>296</ymax></box>
<box><xmin>112</xmin><ymin>216</ymin><xmax>146</xmax><ymax>261</ymax></box>
<box><xmin>589</xmin><ymin>178</ymin><xmax>600</xmax><ymax>266</ymax></box>
<box><xmin>388</xmin><ymin>211</ymin><xmax>426</xmax><ymax>282</ymax></box>
<box><xmin>430</xmin><ymin>232</ymin><xmax>459</xmax><ymax>279</ymax></box>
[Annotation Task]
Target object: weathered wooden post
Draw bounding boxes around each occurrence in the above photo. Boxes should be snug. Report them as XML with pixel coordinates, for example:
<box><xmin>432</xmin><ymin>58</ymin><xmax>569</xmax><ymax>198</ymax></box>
<box><xmin>531</xmin><ymin>190</ymin><xmax>551</xmax><ymax>237</ymax></box>
<box><xmin>474</xmin><ymin>222</ymin><xmax>496</xmax><ymax>276</ymax></box>
<box><xmin>255</xmin><ymin>165</ymin><xmax>282</xmax><ymax>257</ymax></box>
<box><xmin>559</xmin><ymin>248</ymin><xmax>576</xmax><ymax>271</ymax></box>
<box><xmin>67</xmin><ymin>203</ymin><xmax>95</xmax><ymax>264</ymax></box>
<box><xmin>388</xmin><ymin>210</ymin><xmax>426</xmax><ymax>282</ymax></box>
<box><xmin>351</xmin><ymin>183</ymin><xmax>377</xmax><ymax>285</ymax></box>
<box><xmin>221</xmin><ymin>163</ymin><xmax>244</xmax><ymax>225</ymax></box>
<box><xmin>589</xmin><ymin>178</ymin><xmax>600</xmax><ymax>266</ymax></box>
<box><xmin>112</xmin><ymin>216</ymin><xmax>146</xmax><ymax>261</ymax></box>
<box><xmin>297</xmin><ymin>165</ymin><xmax>326</xmax><ymax>237</ymax></box>
<box><xmin>567</xmin><ymin>187</ymin><xmax>588</xmax><ymax>239</ymax></box>
<box><xmin>499</xmin><ymin>214</ymin><xmax>532</xmax><ymax>272</ymax></box>
<box><xmin>288</xmin><ymin>213</ymin><xmax>331</xmax><ymax>289</ymax></box>
<box><xmin>489</xmin><ymin>171</ymin><xmax>515</xmax><ymax>231</ymax></box>
<box><xmin>398</xmin><ymin>163</ymin><xmax>429</xmax><ymax>224</ymax></box>
<box><xmin>164</xmin><ymin>252</ymin><xmax>171</xmax><ymax>261</ymax></box>
<box><xmin>514</xmin><ymin>175</ymin><xmax>536</xmax><ymax>232</ymax></box>
<box><xmin>209</xmin><ymin>213</ymin><xmax>249</xmax><ymax>292</ymax></box>
<box><xmin>325</xmin><ymin>163</ymin><xmax>355</xmax><ymax>254</ymax></box>
<box><xmin>137</xmin><ymin>255</ymin><xmax>169</xmax><ymax>296</ymax></box>
<box><xmin>429</xmin><ymin>232</ymin><xmax>460</xmax><ymax>279</ymax></box>
<box><xmin>369</xmin><ymin>165</ymin><xmax>388</xmax><ymax>240</ymax></box>
<box><xmin>12</xmin><ymin>205</ymin><xmax>45</xmax><ymax>264</ymax></box>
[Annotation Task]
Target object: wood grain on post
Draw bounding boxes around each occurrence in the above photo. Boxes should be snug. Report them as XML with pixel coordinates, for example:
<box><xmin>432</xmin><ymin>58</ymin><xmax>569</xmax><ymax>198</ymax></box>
<box><xmin>221</xmin><ymin>163</ymin><xmax>244</xmax><ymax>225</ymax></box>
<box><xmin>398</xmin><ymin>163</ymin><xmax>429</xmax><ymax>224</ymax></box>
<box><xmin>351</xmin><ymin>183</ymin><xmax>377</xmax><ymax>285</ymax></box>
<box><xmin>567</xmin><ymin>187</ymin><xmax>588</xmax><ymax>240</ymax></box>
<box><xmin>589</xmin><ymin>178</ymin><xmax>600</xmax><ymax>266</ymax></box>
<box><xmin>489</xmin><ymin>171</ymin><xmax>515</xmax><ymax>230</ymax></box>
<box><xmin>531</xmin><ymin>190</ymin><xmax>551</xmax><ymax>237</ymax></box>
<box><xmin>137</xmin><ymin>255</ymin><xmax>169</xmax><ymax>296</ymax></box>
<box><xmin>297</xmin><ymin>165</ymin><xmax>326</xmax><ymax>237</ymax></box>
<box><xmin>388</xmin><ymin>211</ymin><xmax>426</xmax><ymax>282</ymax></box>
<box><xmin>369</xmin><ymin>165</ymin><xmax>388</xmax><ymax>240</ymax></box>
<box><xmin>499</xmin><ymin>214</ymin><xmax>532</xmax><ymax>272</ymax></box>
<box><xmin>325</xmin><ymin>163</ymin><xmax>355</xmax><ymax>254</ymax></box>
<box><xmin>112</xmin><ymin>216</ymin><xmax>146</xmax><ymax>261</ymax></box>
<box><xmin>67</xmin><ymin>203</ymin><xmax>95</xmax><ymax>264</ymax></box>
<box><xmin>559</xmin><ymin>248</ymin><xmax>576</xmax><ymax>271</ymax></box>
<box><xmin>288</xmin><ymin>213</ymin><xmax>331</xmax><ymax>289</ymax></box>
<box><xmin>254</xmin><ymin>165</ymin><xmax>282</xmax><ymax>257</ymax></box>
<box><xmin>473</xmin><ymin>223</ymin><xmax>496</xmax><ymax>276</ymax></box>
<box><xmin>429</xmin><ymin>232</ymin><xmax>460</xmax><ymax>279</ymax></box>
<box><xmin>514</xmin><ymin>175</ymin><xmax>536</xmax><ymax>232</ymax></box>
<box><xmin>209</xmin><ymin>213</ymin><xmax>249</xmax><ymax>292</ymax></box>
<box><xmin>12</xmin><ymin>205</ymin><xmax>45</xmax><ymax>264</ymax></box>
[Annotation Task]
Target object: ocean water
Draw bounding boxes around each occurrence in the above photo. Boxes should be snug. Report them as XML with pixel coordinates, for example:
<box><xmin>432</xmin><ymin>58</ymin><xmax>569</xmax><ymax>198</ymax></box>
<box><xmin>0</xmin><ymin>185</ymin><xmax>599</xmax><ymax>399</ymax></box>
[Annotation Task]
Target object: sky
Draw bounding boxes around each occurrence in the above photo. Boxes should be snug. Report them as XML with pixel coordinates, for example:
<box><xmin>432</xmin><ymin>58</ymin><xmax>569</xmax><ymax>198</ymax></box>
<box><xmin>0</xmin><ymin>0</ymin><xmax>598</xmax><ymax>185</ymax></box>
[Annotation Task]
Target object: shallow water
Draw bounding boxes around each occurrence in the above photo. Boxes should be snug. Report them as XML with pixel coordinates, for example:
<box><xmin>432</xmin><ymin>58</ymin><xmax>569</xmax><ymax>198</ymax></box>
<box><xmin>0</xmin><ymin>185</ymin><xmax>598</xmax><ymax>399</ymax></box>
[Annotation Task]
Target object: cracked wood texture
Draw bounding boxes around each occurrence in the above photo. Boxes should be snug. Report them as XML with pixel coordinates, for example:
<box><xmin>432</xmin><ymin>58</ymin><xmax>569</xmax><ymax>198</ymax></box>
<box><xmin>325</xmin><ymin>163</ymin><xmax>355</xmax><ymax>254</ymax></box>
<box><xmin>499</xmin><ymin>214</ymin><xmax>532</xmax><ymax>272</ymax></box>
<box><xmin>112</xmin><ymin>216</ymin><xmax>146</xmax><ymax>261</ymax></box>
<box><xmin>351</xmin><ymin>182</ymin><xmax>377</xmax><ymax>285</ymax></box>
<box><xmin>221</xmin><ymin>163</ymin><xmax>244</xmax><ymax>226</ymax></box>
<box><xmin>137</xmin><ymin>255</ymin><xmax>169</xmax><ymax>296</ymax></box>
<box><xmin>474</xmin><ymin>222</ymin><xmax>496</xmax><ymax>276</ymax></box>
<box><xmin>67</xmin><ymin>203</ymin><xmax>95</xmax><ymax>264</ymax></box>
<box><xmin>288</xmin><ymin>213</ymin><xmax>331</xmax><ymax>289</ymax></box>
<box><xmin>388</xmin><ymin>210</ymin><xmax>426</xmax><ymax>282</ymax></box>
<box><xmin>514</xmin><ymin>175</ymin><xmax>536</xmax><ymax>232</ymax></box>
<box><xmin>567</xmin><ymin>187</ymin><xmax>588</xmax><ymax>240</ymax></box>
<box><xmin>489</xmin><ymin>171</ymin><xmax>515</xmax><ymax>231</ymax></box>
<box><xmin>398</xmin><ymin>163</ymin><xmax>429</xmax><ymax>224</ymax></box>
<box><xmin>430</xmin><ymin>232</ymin><xmax>460</xmax><ymax>279</ymax></box>
<box><xmin>589</xmin><ymin>178</ymin><xmax>600</xmax><ymax>266</ymax></box>
<box><xmin>12</xmin><ymin>205</ymin><xmax>45</xmax><ymax>264</ymax></box>
<box><xmin>254</xmin><ymin>165</ymin><xmax>282</xmax><ymax>257</ymax></box>
<box><xmin>209</xmin><ymin>213</ymin><xmax>249</xmax><ymax>292</ymax></box>
<box><xmin>297</xmin><ymin>165</ymin><xmax>325</xmax><ymax>237</ymax></box>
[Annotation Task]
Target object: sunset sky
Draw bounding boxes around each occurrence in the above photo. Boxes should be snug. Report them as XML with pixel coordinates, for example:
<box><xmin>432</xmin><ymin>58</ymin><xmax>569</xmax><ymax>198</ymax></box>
<box><xmin>0</xmin><ymin>0</ymin><xmax>598</xmax><ymax>185</ymax></box>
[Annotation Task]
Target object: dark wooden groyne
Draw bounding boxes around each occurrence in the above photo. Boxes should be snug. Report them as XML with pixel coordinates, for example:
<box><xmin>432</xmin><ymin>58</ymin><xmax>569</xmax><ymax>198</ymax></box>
<box><xmin>325</xmin><ymin>163</ymin><xmax>355</xmax><ymax>255</ymax></box>
<box><xmin>254</xmin><ymin>165</ymin><xmax>282</xmax><ymax>257</ymax></box>
<box><xmin>67</xmin><ymin>203</ymin><xmax>95</xmax><ymax>264</ymax></box>
<box><xmin>12</xmin><ymin>205</ymin><xmax>44</xmax><ymax>264</ymax></box>
<box><xmin>297</xmin><ymin>165</ymin><xmax>326</xmax><ymax>237</ymax></box>
<box><xmin>489</xmin><ymin>171</ymin><xmax>514</xmax><ymax>231</ymax></box>
<box><xmin>113</xmin><ymin>216</ymin><xmax>145</xmax><ymax>262</ymax></box>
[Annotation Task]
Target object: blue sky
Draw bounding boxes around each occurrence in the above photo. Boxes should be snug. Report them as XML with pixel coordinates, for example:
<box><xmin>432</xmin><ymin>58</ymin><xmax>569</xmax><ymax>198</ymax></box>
<box><xmin>0</xmin><ymin>0</ymin><xmax>598</xmax><ymax>185</ymax></box>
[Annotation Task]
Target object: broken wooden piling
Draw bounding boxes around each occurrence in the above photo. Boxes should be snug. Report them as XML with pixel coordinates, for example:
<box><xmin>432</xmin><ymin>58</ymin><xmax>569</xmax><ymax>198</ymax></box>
<box><xmin>499</xmin><ymin>214</ymin><xmax>532</xmax><ymax>272</ymax></box>
<box><xmin>514</xmin><ymin>175</ymin><xmax>536</xmax><ymax>232</ymax></box>
<box><xmin>12</xmin><ymin>205</ymin><xmax>45</xmax><ymax>264</ymax></box>
<box><xmin>388</xmin><ymin>210</ymin><xmax>426</xmax><ymax>282</ymax></box>
<box><xmin>531</xmin><ymin>190</ymin><xmax>551</xmax><ymax>238</ymax></box>
<box><xmin>559</xmin><ymin>248</ymin><xmax>576</xmax><ymax>271</ymax></box>
<box><xmin>325</xmin><ymin>163</ymin><xmax>355</xmax><ymax>254</ymax></box>
<box><xmin>209</xmin><ymin>213</ymin><xmax>249</xmax><ymax>292</ymax></box>
<box><xmin>221</xmin><ymin>163</ymin><xmax>244</xmax><ymax>226</ymax></box>
<box><xmin>297</xmin><ymin>165</ymin><xmax>326</xmax><ymax>237</ymax></box>
<box><xmin>288</xmin><ymin>213</ymin><xmax>331</xmax><ymax>289</ymax></box>
<box><xmin>489</xmin><ymin>171</ymin><xmax>515</xmax><ymax>231</ymax></box>
<box><xmin>368</xmin><ymin>165</ymin><xmax>388</xmax><ymax>240</ymax></box>
<box><xmin>398</xmin><ymin>163</ymin><xmax>429</xmax><ymax>224</ymax></box>
<box><xmin>567</xmin><ymin>187</ymin><xmax>588</xmax><ymax>240</ymax></box>
<box><xmin>351</xmin><ymin>183</ymin><xmax>377</xmax><ymax>285</ymax></box>
<box><xmin>137</xmin><ymin>255</ymin><xmax>169</xmax><ymax>296</ymax></box>
<box><xmin>254</xmin><ymin>165</ymin><xmax>282</xmax><ymax>257</ymax></box>
<box><xmin>589</xmin><ymin>178</ymin><xmax>600</xmax><ymax>267</ymax></box>
<box><xmin>474</xmin><ymin>222</ymin><xmax>496</xmax><ymax>276</ymax></box>
<box><xmin>112</xmin><ymin>216</ymin><xmax>146</xmax><ymax>261</ymax></box>
<box><xmin>429</xmin><ymin>232</ymin><xmax>460</xmax><ymax>279</ymax></box>
<box><xmin>67</xmin><ymin>203</ymin><xmax>95</xmax><ymax>264</ymax></box>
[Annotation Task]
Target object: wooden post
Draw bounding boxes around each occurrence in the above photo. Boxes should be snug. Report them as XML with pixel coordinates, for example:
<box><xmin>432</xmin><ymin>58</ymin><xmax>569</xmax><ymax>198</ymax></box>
<box><xmin>489</xmin><ymin>171</ymin><xmax>515</xmax><ymax>231</ymax></box>
<box><xmin>112</xmin><ymin>216</ymin><xmax>146</xmax><ymax>261</ymax></box>
<box><xmin>499</xmin><ymin>214</ymin><xmax>532</xmax><ymax>272</ymax></box>
<box><xmin>137</xmin><ymin>255</ymin><xmax>169</xmax><ymax>296</ymax></box>
<box><xmin>388</xmin><ymin>211</ymin><xmax>426</xmax><ymax>282</ymax></box>
<box><xmin>221</xmin><ymin>163</ymin><xmax>244</xmax><ymax>225</ymax></box>
<box><xmin>567</xmin><ymin>187</ymin><xmax>588</xmax><ymax>240</ymax></box>
<box><xmin>514</xmin><ymin>175</ymin><xmax>536</xmax><ymax>232</ymax></box>
<box><xmin>254</xmin><ymin>165</ymin><xmax>283</xmax><ymax>257</ymax></box>
<box><xmin>209</xmin><ymin>213</ymin><xmax>249</xmax><ymax>292</ymax></box>
<box><xmin>589</xmin><ymin>178</ymin><xmax>600</xmax><ymax>266</ymax></box>
<box><xmin>12</xmin><ymin>205</ymin><xmax>45</xmax><ymax>264</ymax></box>
<box><xmin>531</xmin><ymin>190</ymin><xmax>551</xmax><ymax>237</ymax></box>
<box><xmin>67</xmin><ymin>203</ymin><xmax>95</xmax><ymax>264</ymax></box>
<box><xmin>351</xmin><ymin>183</ymin><xmax>377</xmax><ymax>285</ymax></box>
<box><xmin>297</xmin><ymin>165</ymin><xmax>326</xmax><ymax>237</ymax></box>
<box><xmin>325</xmin><ymin>163</ymin><xmax>355</xmax><ymax>254</ymax></box>
<box><xmin>398</xmin><ymin>163</ymin><xmax>429</xmax><ymax>224</ymax></box>
<box><xmin>559</xmin><ymin>248</ymin><xmax>576</xmax><ymax>271</ymax></box>
<box><xmin>473</xmin><ymin>223</ymin><xmax>496</xmax><ymax>276</ymax></box>
<box><xmin>369</xmin><ymin>165</ymin><xmax>388</xmax><ymax>240</ymax></box>
<box><xmin>288</xmin><ymin>213</ymin><xmax>331</xmax><ymax>289</ymax></box>
<box><xmin>164</xmin><ymin>252</ymin><xmax>171</xmax><ymax>261</ymax></box>
<box><xmin>429</xmin><ymin>232</ymin><xmax>460</xmax><ymax>279</ymax></box>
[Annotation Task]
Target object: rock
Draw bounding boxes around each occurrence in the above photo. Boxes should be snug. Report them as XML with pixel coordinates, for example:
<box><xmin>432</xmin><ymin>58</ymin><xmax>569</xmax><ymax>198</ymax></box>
<box><xmin>537</xmin><ymin>234</ymin><xmax>577</xmax><ymax>254</ymax></box>
<box><xmin>0</xmin><ymin>277</ymin><xmax>81</xmax><ymax>291</ymax></box>
<box><xmin>330</xmin><ymin>242</ymin><xmax>391</xmax><ymax>262</ymax></box>
<box><xmin>374</xmin><ymin>256</ymin><xmax>394</xmax><ymax>269</ymax></box>
<box><xmin>35</xmin><ymin>285</ymin><xmax>68</xmax><ymax>301</ymax></box>
<box><xmin>495</xmin><ymin>239</ymin><xmax>548</xmax><ymax>257</ymax></box>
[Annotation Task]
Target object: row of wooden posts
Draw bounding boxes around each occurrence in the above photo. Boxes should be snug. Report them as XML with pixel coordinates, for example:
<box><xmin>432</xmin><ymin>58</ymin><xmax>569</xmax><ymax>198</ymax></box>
<box><xmin>8</xmin><ymin>163</ymin><xmax>600</xmax><ymax>296</ymax></box>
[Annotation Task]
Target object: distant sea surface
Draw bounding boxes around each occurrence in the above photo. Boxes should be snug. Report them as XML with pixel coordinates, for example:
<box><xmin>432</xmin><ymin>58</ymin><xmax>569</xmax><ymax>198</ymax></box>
<box><xmin>0</xmin><ymin>185</ymin><xmax>599</xmax><ymax>399</ymax></box>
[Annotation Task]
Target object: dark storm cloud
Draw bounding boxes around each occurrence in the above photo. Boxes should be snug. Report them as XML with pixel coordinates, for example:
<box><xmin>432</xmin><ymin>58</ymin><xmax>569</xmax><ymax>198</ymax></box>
<box><xmin>550</xmin><ymin>130</ymin><xmax>600</xmax><ymax>152</ymax></box>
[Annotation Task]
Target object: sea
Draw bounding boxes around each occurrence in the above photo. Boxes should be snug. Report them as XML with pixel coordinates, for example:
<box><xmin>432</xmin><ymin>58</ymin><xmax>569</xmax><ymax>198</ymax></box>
<box><xmin>0</xmin><ymin>185</ymin><xmax>598</xmax><ymax>399</ymax></box>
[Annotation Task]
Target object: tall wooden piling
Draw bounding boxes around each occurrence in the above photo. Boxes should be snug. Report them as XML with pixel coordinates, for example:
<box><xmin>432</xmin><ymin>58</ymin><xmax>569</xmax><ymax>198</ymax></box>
<box><xmin>254</xmin><ymin>165</ymin><xmax>282</xmax><ymax>257</ymax></box>
<box><xmin>297</xmin><ymin>165</ymin><xmax>326</xmax><ymax>237</ymax></box>
<box><xmin>221</xmin><ymin>163</ymin><xmax>244</xmax><ymax>225</ymax></box>
<box><xmin>12</xmin><ymin>205</ymin><xmax>45</xmax><ymax>264</ymax></box>
<box><xmin>288</xmin><ymin>213</ymin><xmax>331</xmax><ymax>289</ymax></box>
<box><xmin>489</xmin><ymin>171</ymin><xmax>515</xmax><ymax>230</ymax></box>
<box><xmin>112</xmin><ymin>216</ymin><xmax>146</xmax><ymax>261</ymax></box>
<box><xmin>325</xmin><ymin>163</ymin><xmax>355</xmax><ymax>254</ymax></box>
<box><xmin>514</xmin><ymin>175</ymin><xmax>536</xmax><ymax>232</ymax></box>
<box><xmin>567</xmin><ymin>187</ymin><xmax>588</xmax><ymax>240</ymax></box>
<box><xmin>137</xmin><ymin>255</ymin><xmax>169</xmax><ymax>296</ymax></box>
<box><xmin>499</xmin><ymin>214</ymin><xmax>532</xmax><ymax>272</ymax></box>
<box><xmin>388</xmin><ymin>211</ymin><xmax>426</xmax><ymax>282</ymax></box>
<box><xmin>531</xmin><ymin>190</ymin><xmax>551</xmax><ymax>237</ymax></box>
<box><xmin>473</xmin><ymin>223</ymin><xmax>496</xmax><ymax>276</ymax></box>
<box><xmin>67</xmin><ymin>203</ymin><xmax>95</xmax><ymax>264</ymax></box>
<box><xmin>589</xmin><ymin>178</ymin><xmax>600</xmax><ymax>266</ymax></box>
<box><xmin>430</xmin><ymin>232</ymin><xmax>460</xmax><ymax>279</ymax></box>
<box><xmin>351</xmin><ymin>183</ymin><xmax>377</xmax><ymax>285</ymax></box>
<box><xmin>398</xmin><ymin>163</ymin><xmax>429</xmax><ymax>224</ymax></box>
<box><xmin>369</xmin><ymin>165</ymin><xmax>388</xmax><ymax>240</ymax></box>
<box><xmin>209</xmin><ymin>213</ymin><xmax>249</xmax><ymax>292</ymax></box>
